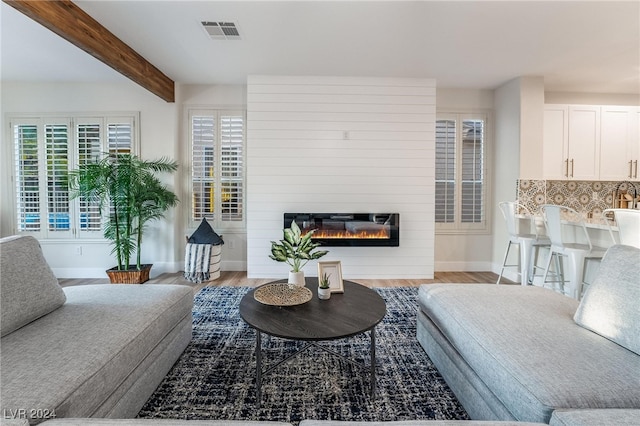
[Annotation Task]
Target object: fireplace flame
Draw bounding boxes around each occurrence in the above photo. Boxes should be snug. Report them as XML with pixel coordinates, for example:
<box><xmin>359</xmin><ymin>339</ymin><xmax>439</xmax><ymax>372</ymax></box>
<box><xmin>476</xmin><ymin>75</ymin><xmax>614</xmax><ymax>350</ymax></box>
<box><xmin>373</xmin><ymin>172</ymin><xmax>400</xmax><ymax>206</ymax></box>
<box><xmin>302</xmin><ymin>228</ymin><xmax>390</xmax><ymax>239</ymax></box>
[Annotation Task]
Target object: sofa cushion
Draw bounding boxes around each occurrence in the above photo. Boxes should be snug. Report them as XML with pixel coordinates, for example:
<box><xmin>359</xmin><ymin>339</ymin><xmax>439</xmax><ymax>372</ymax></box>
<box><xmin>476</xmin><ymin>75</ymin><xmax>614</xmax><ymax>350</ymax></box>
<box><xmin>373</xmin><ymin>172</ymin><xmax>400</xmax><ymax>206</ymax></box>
<box><xmin>573</xmin><ymin>244</ymin><xmax>640</xmax><ymax>355</ymax></box>
<box><xmin>0</xmin><ymin>284</ymin><xmax>193</xmax><ymax>421</ymax></box>
<box><xmin>0</xmin><ymin>235</ymin><xmax>66</xmax><ymax>337</ymax></box>
<box><xmin>418</xmin><ymin>284</ymin><xmax>640</xmax><ymax>423</ymax></box>
<box><xmin>550</xmin><ymin>408</ymin><xmax>640</xmax><ymax>426</ymax></box>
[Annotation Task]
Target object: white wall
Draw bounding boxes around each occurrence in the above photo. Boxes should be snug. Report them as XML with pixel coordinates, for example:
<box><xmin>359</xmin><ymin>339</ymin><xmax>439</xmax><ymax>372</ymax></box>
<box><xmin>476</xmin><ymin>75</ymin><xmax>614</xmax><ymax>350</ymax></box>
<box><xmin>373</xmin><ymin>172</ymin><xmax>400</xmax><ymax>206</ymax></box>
<box><xmin>491</xmin><ymin>77</ymin><xmax>548</xmax><ymax>281</ymax></box>
<box><xmin>1</xmin><ymin>81</ymin><xmax>179</xmax><ymax>277</ymax></box>
<box><xmin>246</xmin><ymin>76</ymin><xmax>436</xmax><ymax>279</ymax></box>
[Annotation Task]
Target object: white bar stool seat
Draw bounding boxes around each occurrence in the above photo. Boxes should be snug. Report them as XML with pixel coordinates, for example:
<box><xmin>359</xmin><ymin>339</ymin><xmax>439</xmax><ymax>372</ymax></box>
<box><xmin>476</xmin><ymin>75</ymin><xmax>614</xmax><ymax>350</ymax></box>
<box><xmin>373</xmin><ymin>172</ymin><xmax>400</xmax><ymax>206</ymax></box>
<box><xmin>541</xmin><ymin>205</ymin><xmax>607</xmax><ymax>300</ymax></box>
<box><xmin>497</xmin><ymin>201</ymin><xmax>550</xmax><ymax>285</ymax></box>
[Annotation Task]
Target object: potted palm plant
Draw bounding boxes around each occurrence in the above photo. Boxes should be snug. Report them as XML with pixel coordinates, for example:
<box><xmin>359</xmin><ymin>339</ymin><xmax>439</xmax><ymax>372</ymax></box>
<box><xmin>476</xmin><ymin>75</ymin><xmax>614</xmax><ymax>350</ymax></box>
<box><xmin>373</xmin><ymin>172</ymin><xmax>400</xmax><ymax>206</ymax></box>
<box><xmin>68</xmin><ymin>153</ymin><xmax>179</xmax><ymax>283</ymax></box>
<box><xmin>269</xmin><ymin>220</ymin><xmax>328</xmax><ymax>286</ymax></box>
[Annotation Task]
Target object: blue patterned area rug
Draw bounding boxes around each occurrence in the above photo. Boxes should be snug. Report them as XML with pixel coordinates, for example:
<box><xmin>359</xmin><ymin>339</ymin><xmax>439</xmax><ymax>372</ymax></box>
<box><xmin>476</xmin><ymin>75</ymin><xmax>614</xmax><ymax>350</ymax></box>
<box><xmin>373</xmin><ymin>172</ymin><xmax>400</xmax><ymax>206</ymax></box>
<box><xmin>138</xmin><ymin>286</ymin><xmax>469</xmax><ymax>423</ymax></box>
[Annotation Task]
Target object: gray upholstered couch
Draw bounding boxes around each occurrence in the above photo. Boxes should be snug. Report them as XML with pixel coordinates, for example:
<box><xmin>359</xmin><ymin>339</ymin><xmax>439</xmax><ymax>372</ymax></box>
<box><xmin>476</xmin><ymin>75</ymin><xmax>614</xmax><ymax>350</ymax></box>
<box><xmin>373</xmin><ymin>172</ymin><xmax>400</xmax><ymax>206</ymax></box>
<box><xmin>0</xmin><ymin>235</ymin><xmax>194</xmax><ymax>425</ymax></box>
<box><xmin>416</xmin><ymin>244</ymin><xmax>640</xmax><ymax>424</ymax></box>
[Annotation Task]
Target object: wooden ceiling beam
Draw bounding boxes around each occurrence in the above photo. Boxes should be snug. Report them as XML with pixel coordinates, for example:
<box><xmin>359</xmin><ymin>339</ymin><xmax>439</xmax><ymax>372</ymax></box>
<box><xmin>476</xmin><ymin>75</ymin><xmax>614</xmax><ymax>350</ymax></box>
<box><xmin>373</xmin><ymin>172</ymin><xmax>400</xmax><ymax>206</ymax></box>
<box><xmin>3</xmin><ymin>0</ymin><xmax>175</xmax><ymax>102</ymax></box>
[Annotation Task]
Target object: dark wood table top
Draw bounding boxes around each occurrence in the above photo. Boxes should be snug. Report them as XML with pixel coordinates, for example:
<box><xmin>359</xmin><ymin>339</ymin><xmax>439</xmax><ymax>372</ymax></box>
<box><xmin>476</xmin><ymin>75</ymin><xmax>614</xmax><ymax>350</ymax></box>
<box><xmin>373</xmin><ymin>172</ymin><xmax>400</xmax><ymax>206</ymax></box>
<box><xmin>239</xmin><ymin>278</ymin><xmax>386</xmax><ymax>341</ymax></box>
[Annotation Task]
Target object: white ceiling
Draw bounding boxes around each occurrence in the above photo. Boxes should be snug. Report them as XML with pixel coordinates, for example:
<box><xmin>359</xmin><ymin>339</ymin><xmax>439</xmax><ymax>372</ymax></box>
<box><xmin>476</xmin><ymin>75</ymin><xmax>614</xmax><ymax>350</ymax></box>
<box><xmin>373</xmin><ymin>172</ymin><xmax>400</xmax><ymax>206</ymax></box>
<box><xmin>2</xmin><ymin>1</ymin><xmax>640</xmax><ymax>94</ymax></box>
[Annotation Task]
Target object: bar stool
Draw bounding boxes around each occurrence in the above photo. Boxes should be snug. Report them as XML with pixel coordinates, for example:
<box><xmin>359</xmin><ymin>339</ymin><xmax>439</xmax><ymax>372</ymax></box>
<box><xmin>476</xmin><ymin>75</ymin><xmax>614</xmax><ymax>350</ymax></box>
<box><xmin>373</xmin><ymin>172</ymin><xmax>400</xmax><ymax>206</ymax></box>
<box><xmin>541</xmin><ymin>205</ymin><xmax>607</xmax><ymax>300</ymax></box>
<box><xmin>602</xmin><ymin>208</ymin><xmax>640</xmax><ymax>248</ymax></box>
<box><xmin>497</xmin><ymin>201</ymin><xmax>550</xmax><ymax>285</ymax></box>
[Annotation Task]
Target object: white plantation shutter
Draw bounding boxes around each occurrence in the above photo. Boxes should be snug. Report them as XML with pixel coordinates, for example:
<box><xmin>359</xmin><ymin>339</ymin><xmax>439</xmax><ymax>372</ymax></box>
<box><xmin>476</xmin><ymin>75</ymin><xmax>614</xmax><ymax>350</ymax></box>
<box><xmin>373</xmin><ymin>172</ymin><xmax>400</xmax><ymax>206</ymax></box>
<box><xmin>435</xmin><ymin>120</ymin><xmax>456</xmax><ymax>223</ymax></box>
<box><xmin>461</xmin><ymin>120</ymin><xmax>484</xmax><ymax>223</ymax></box>
<box><xmin>76</xmin><ymin>120</ymin><xmax>103</xmax><ymax>234</ymax></box>
<box><xmin>45</xmin><ymin>123</ymin><xmax>71</xmax><ymax>235</ymax></box>
<box><xmin>10</xmin><ymin>113</ymin><xmax>139</xmax><ymax>239</ymax></box>
<box><xmin>14</xmin><ymin>123</ymin><xmax>41</xmax><ymax>232</ymax></box>
<box><xmin>190</xmin><ymin>110</ymin><xmax>245</xmax><ymax>227</ymax></box>
<box><xmin>435</xmin><ymin>114</ymin><xmax>487</xmax><ymax>232</ymax></box>
<box><xmin>220</xmin><ymin>115</ymin><xmax>244</xmax><ymax>221</ymax></box>
<box><xmin>107</xmin><ymin>119</ymin><xmax>133</xmax><ymax>154</ymax></box>
<box><xmin>192</xmin><ymin>115</ymin><xmax>216</xmax><ymax>221</ymax></box>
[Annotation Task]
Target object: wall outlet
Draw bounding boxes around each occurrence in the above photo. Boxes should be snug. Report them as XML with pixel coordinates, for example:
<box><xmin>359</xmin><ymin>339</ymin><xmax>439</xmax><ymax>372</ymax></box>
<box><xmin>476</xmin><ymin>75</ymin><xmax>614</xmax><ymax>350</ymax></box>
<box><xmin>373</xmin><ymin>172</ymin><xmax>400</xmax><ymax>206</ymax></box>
<box><xmin>75</xmin><ymin>246</ymin><xmax>82</xmax><ymax>255</ymax></box>
<box><xmin>228</xmin><ymin>240</ymin><xmax>235</xmax><ymax>249</ymax></box>
<box><xmin>592</xmin><ymin>191</ymin><xmax>598</xmax><ymax>200</ymax></box>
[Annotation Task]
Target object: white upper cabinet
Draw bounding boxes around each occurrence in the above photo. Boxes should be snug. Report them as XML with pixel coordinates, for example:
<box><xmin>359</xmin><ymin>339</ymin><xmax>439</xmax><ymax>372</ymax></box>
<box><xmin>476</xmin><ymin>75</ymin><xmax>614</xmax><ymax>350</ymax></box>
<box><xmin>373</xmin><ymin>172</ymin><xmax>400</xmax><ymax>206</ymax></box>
<box><xmin>543</xmin><ymin>105</ymin><xmax>600</xmax><ymax>180</ymax></box>
<box><xmin>568</xmin><ymin>105</ymin><xmax>600</xmax><ymax>180</ymax></box>
<box><xmin>544</xmin><ymin>104</ymin><xmax>639</xmax><ymax>180</ymax></box>
<box><xmin>543</xmin><ymin>105</ymin><xmax>569</xmax><ymax>179</ymax></box>
<box><xmin>599</xmin><ymin>106</ymin><xmax>637</xmax><ymax>180</ymax></box>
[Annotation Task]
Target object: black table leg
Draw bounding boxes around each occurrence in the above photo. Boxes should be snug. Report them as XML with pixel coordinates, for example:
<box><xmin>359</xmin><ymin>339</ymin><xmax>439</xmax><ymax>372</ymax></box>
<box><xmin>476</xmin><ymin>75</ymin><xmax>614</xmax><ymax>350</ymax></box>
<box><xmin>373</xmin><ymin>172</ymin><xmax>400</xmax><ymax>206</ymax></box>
<box><xmin>256</xmin><ymin>330</ymin><xmax>262</xmax><ymax>407</ymax></box>
<box><xmin>370</xmin><ymin>327</ymin><xmax>376</xmax><ymax>397</ymax></box>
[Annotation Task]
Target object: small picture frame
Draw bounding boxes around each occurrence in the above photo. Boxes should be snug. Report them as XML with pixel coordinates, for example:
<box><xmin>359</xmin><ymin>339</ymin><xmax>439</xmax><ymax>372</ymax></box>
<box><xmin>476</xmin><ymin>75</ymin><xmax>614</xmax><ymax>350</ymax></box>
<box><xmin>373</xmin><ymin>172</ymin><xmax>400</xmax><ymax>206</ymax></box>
<box><xmin>317</xmin><ymin>261</ymin><xmax>344</xmax><ymax>293</ymax></box>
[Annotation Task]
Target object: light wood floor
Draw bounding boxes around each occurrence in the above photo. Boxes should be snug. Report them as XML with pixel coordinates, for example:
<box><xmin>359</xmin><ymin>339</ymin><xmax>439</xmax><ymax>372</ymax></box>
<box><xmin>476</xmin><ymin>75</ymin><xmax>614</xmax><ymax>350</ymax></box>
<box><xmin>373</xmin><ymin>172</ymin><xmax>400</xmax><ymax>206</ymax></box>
<box><xmin>59</xmin><ymin>270</ymin><xmax>512</xmax><ymax>293</ymax></box>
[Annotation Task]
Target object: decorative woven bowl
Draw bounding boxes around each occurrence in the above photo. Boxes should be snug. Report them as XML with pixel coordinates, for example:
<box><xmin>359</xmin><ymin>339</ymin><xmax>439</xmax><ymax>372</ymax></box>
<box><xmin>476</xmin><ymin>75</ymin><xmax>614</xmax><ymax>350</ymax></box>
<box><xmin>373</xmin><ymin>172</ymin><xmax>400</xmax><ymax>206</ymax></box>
<box><xmin>254</xmin><ymin>283</ymin><xmax>312</xmax><ymax>306</ymax></box>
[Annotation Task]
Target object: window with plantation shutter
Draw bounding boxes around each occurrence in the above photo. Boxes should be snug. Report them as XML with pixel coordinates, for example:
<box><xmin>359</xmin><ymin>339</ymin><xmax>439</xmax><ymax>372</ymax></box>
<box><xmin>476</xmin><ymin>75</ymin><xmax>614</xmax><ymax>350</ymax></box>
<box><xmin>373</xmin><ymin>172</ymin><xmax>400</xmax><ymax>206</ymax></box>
<box><xmin>435</xmin><ymin>120</ymin><xmax>456</xmax><ymax>223</ymax></box>
<box><xmin>10</xmin><ymin>113</ymin><xmax>138</xmax><ymax>239</ymax></box>
<box><xmin>45</xmin><ymin>123</ymin><xmax>71</xmax><ymax>234</ymax></box>
<box><xmin>435</xmin><ymin>113</ymin><xmax>488</xmax><ymax>233</ymax></box>
<box><xmin>220</xmin><ymin>115</ymin><xmax>244</xmax><ymax>221</ymax></box>
<box><xmin>189</xmin><ymin>109</ymin><xmax>245</xmax><ymax>228</ymax></box>
<box><xmin>14</xmin><ymin>123</ymin><xmax>40</xmax><ymax>232</ymax></box>
<box><xmin>76</xmin><ymin>120</ymin><xmax>104</xmax><ymax>233</ymax></box>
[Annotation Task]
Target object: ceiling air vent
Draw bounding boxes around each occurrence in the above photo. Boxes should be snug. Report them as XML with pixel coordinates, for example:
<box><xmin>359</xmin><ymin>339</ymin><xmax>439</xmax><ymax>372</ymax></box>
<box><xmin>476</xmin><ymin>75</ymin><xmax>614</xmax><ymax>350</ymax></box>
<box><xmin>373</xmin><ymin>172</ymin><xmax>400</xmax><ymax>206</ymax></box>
<box><xmin>201</xmin><ymin>21</ymin><xmax>241</xmax><ymax>40</ymax></box>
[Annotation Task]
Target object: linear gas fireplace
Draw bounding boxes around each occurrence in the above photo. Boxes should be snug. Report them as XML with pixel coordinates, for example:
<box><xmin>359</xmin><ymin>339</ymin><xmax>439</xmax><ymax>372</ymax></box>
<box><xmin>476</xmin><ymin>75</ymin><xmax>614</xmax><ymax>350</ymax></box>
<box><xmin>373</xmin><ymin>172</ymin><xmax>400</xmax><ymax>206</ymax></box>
<box><xmin>284</xmin><ymin>213</ymin><xmax>399</xmax><ymax>247</ymax></box>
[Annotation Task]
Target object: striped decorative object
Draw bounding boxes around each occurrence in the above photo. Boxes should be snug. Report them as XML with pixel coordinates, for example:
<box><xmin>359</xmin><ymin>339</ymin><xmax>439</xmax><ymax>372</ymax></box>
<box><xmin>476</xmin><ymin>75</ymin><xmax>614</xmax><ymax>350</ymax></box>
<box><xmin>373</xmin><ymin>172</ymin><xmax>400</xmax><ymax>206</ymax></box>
<box><xmin>184</xmin><ymin>244</ymin><xmax>221</xmax><ymax>283</ymax></box>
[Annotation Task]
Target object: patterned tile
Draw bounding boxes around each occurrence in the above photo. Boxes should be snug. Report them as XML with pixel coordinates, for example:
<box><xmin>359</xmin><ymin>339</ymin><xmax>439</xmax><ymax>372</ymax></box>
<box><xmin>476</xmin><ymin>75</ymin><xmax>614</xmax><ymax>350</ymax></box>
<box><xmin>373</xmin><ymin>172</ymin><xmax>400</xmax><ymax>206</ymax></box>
<box><xmin>517</xmin><ymin>180</ymin><xmax>639</xmax><ymax>217</ymax></box>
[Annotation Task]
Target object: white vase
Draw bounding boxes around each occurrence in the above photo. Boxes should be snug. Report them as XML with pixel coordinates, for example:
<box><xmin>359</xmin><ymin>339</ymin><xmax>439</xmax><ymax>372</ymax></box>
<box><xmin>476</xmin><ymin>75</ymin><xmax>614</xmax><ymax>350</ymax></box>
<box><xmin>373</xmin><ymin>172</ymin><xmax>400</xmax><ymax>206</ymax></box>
<box><xmin>318</xmin><ymin>287</ymin><xmax>331</xmax><ymax>300</ymax></box>
<box><xmin>288</xmin><ymin>270</ymin><xmax>305</xmax><ymax>287</ymax></box>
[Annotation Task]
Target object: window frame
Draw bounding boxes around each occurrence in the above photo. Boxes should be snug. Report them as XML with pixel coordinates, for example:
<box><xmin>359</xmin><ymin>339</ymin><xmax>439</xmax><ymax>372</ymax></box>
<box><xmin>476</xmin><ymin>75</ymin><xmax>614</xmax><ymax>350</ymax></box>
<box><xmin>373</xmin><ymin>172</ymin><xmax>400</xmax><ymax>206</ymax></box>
<box><xmin>186</xmin><ymin>107</ymin><xmax>246</xmax><ymax>232</ymax></box>
<box><xmin>435</xmin><ymin>111</ymin><xmax>491</xmax><ymax>235</ymax></box>
<box><xmin>8</xmin><ymin>112</ymin><xmax>140</xmax><ymax>240</ymax></box>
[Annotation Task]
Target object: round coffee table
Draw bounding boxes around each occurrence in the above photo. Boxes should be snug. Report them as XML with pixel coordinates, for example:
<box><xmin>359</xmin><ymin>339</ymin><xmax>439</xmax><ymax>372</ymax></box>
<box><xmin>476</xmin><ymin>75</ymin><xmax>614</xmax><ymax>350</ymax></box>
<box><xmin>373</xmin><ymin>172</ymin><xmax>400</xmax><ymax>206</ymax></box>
<box><xmin>239</xmin><ymin>278</ymin><xmax>386</xmax><ymax>405</ymax></box>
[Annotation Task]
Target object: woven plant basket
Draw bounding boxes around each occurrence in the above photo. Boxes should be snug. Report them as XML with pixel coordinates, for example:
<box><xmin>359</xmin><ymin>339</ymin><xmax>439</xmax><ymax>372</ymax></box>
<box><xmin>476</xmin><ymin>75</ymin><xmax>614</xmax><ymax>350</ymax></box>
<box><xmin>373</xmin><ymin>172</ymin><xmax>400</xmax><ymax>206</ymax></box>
<box><xmin>106</xmin><ymin>264</ymin><xmax>152</xmax><ymax>284</ymax></box>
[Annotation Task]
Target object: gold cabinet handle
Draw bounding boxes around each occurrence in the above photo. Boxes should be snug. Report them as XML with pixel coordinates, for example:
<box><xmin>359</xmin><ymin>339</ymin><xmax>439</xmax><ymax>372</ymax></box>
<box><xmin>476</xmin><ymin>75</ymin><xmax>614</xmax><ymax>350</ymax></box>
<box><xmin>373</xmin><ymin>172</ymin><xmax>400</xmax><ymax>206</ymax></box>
<box><xmin>565</xmin><ymin>159</ymin><xmax>569</xmax><ymax>177</ymax></box>
<box><xmin>630</xmin><ymin>160</ymin><xmax>634</xmax><ymax>179</ymax></box>
<box><xmin>635</xmin><ymin>160</ymin><xmax>638</xmax><ymax>179</ymax></box>
<box><xmin>570</xmin><ymin>159</ymin><xmax>574</xmax><ymax>177</ymax></box>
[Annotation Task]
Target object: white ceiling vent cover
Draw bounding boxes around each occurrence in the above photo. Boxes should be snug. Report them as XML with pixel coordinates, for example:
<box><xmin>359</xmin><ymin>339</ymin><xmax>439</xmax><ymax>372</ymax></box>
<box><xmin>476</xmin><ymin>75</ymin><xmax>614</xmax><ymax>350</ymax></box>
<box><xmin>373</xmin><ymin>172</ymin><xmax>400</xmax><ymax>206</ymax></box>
<box><xmin>201</xmin><ymin>21</ymin><xmax>241</xmax><ymax>40</ymax></box>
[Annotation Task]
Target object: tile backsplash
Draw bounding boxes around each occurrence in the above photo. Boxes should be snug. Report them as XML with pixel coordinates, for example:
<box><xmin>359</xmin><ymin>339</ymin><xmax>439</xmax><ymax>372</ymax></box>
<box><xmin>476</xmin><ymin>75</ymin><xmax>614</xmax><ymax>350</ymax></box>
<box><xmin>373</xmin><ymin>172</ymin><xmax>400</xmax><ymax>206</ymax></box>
<box><xmin>517</xmin><ymin>180</ymin><xmax>639</xmax><ymax>216</ymax></box>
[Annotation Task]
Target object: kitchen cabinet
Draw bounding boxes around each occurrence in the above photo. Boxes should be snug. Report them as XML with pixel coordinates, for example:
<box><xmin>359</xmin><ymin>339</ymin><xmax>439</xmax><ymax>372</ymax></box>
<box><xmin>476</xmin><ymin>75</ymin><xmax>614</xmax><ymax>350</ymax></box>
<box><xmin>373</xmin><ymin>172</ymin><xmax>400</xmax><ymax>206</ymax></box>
<box><xmin>599</xmin><ymin>106</ymin><xmax>639</xmax><ymax>180</ymax></box>
<box><xmin>543</xmin><ymin>105</ymin><xmax>600</xmax><ymax>180</ymax></box>
<box><xmin>543</xmin><ymin>105</ymin><xmax>569</xmax><ymax>179</ymax></box>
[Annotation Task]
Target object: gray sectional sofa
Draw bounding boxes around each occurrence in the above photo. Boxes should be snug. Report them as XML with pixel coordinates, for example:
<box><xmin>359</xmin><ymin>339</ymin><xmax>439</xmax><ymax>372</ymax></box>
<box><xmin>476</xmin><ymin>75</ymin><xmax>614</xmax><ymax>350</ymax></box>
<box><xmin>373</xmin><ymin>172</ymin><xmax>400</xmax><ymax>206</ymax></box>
<box><xmin>416</xmin><ymin>244</ymin><xmax>640</xmax><ymax>424</ymax></box>
<box><xmin>0</xmin><ymin>235</ymin><xmax>194</xmax><ymax>424</ymax></box>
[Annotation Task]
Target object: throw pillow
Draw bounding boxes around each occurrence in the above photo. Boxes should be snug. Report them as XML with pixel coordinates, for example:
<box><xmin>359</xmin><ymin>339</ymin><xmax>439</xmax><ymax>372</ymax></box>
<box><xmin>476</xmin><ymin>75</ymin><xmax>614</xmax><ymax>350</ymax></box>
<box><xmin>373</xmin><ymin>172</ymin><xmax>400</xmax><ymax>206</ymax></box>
<box><xmin>1</xmin><ymin>235</ymin><xmax>67</xmax><ymax>337</ymax></box>
<box><xmin>188</xmin><ymin>218</ymin><xmax>224</xmax><ymax>245</ymax></box>
<box><xmin>573</xmin><ymin>244</ymin><xmax>640</xmax><ymax>355</ymax></box>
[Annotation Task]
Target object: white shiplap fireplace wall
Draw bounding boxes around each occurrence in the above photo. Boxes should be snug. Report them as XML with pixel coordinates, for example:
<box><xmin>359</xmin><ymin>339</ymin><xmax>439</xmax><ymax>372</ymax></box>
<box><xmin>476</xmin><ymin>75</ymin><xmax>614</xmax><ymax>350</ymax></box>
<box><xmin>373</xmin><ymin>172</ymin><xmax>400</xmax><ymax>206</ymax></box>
<box><xmin>246</xmin><ymin>76</ymin><xmax>435</xmax><ymax>279</ymax></box>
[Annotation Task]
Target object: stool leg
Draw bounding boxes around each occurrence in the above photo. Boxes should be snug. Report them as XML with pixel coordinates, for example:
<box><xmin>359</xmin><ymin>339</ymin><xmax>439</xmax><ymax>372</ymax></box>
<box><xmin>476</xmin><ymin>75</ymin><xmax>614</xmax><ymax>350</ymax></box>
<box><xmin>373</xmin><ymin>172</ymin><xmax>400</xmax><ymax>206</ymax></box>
<box><xmin>553</xmin><ymin>253</ymin><xmax>565</xmax><ymax>295</ymax></box>
<box><xmin>497</xmin><ymin>241</ymin><xmax>513</xmax><ymax>284</ymax></box>
<box><xmin>566</xmin><ymin>252</ymin><xmax>587</xmax><ymax>300</ymax></box>
<box><xmin>542</xmin><ymin>249</ymin><xmax>554</xmax><ymax>290</ymax></box>
<box><xmin>520</xmin><ymin>240</ymin><xmax>534</xmax><ymax>286</ymax></box>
